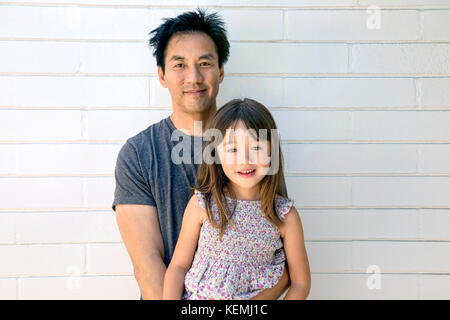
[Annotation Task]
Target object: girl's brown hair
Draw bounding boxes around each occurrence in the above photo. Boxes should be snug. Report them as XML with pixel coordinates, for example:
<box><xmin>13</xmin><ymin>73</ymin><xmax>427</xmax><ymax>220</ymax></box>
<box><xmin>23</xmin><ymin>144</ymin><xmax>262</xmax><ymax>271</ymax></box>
<box><xmin>191</xmin><ymin>98</ymin><xmax>288</xmax><ymax>239</ymax></box>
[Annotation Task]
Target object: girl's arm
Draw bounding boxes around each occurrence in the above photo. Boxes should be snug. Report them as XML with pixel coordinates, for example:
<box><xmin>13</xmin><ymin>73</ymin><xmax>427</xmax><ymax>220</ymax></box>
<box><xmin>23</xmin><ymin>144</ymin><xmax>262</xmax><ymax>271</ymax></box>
<box><xmin>162</xmin><ymin>194</ymin><xmax>205</xmax><ymax>299</ymax></box>
<box><xmin>279</xmin><ymin>206</ymin><xmax>311</xmax><ymax>300</ymax></box>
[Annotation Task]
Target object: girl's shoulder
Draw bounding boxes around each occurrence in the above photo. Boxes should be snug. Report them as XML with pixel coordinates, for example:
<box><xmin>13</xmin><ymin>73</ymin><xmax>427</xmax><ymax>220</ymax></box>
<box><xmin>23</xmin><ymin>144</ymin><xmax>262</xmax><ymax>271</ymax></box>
<box><xmin>193</xmin><ymin>189</ymin><xmax>210</xmax><ymax>224</ymax></box>
<box><xmin>193</xmin><ymin>189</ymin><xmax>294</xmax><ymax>222</ymax></box>
<box><xmin>193</xmin><ymin>189</ymin><xmax>226</xmax><ymax>209</ymax></box>
<box><xmin>274</xmin><ymin>194</ymin><xmax>295</xmax><ymax>221</ymax></box>
<box><xmin>193</xmin><ymin>189</ymin><xmax>211</xmax><ymax>210</ymax></box>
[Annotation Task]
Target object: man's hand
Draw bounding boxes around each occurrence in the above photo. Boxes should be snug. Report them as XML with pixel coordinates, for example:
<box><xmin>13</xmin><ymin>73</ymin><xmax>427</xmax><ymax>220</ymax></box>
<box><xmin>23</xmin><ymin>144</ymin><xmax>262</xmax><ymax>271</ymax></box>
<box><xmin>115</xmin><ymin>204</ymin><xmax>166</xmax><ymax>299</ymax></box>
<box><xmin>250</xmin><ymin>262</ymin><xmax>291</xmax><ymax>300</ymax></box>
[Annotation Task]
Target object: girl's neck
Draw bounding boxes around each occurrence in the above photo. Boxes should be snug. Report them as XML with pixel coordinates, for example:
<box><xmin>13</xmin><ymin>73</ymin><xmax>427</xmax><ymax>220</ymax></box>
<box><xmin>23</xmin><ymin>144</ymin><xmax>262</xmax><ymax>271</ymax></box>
<box><xmin>224</xmin><ymin>184</ymin><xmax>261</xmax><ymax>201</ymax></box>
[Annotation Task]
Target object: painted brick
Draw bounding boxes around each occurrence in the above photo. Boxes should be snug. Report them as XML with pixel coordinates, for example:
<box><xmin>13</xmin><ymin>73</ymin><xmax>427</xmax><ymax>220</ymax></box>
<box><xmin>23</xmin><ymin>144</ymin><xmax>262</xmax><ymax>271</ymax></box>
<box><xmin>351</xmin><ymin>44</ymin><xmax>450</xmax><ymax>74</ymax></box>
<box><xmin>0</xmin><ymin>278</ymin><xmax>17</xmax><ymax>299</ymax></box>
<box><xmin>0</xmin><ymin>213</ymin><xmax>16</xmax><ymax>244</ymax></box>
<box><xmin>0</xmin><ymin>145</ymin><xmax>16</xmax><ymax>174</ymax></box>
<box><xmin>0</xmin><ymin>178</ymin><xmax>83</xmax><ymax>209</ymax></box>
<box><xmin>283</xmin><ymin>143</ymin><xmax>417</xmax><ymax>173</ymax></box>
<box><xmin>419</xmin><ymin>78</ymin><xmax>450</xmax><ymax>108</ymax></box>
<box><xmin>423</xmin><ymin>11</ymin><xmax>450</xmax><ymax>41</ymax></box>
<box><xmin>301</xmin><ymin>209</ymin><xmax>420</xmax><ymax>240</ymax></box>
<box><xmin>284</xmin><ymin>78</ymin><xmax>416</xmax><ymax>107</ymax></box>
<box><xmin>16</xmin><ymin>144</ymin><xmax>121</xmax><ymax>175</ymax></box>
<box><xmin>0</xmin><ymin>41</ymin><xmax>80</xmax><ymax>73</ymax></box>
<box><xmin>18</xmin><ymin>275</ymin><xmax>139</xmax><ymax>299</ymax></box>
<box><xmin>287</xmin><ymin>10</ymin><xmax>419</xmax><ymax>41</ymax></box>
<box><xmin>352</xmin><ymin>177</ymin><xmax>450</xmax><ymax>207</ymax></box>
<box><xmin>0</xmin><ymin>244</ymin><xmax>85</xmax><ymax>276</ymax></box>
<box><xmin>352</xmin><ymin>111</ymin><xmax>450</xmax><ymax>140</ymax></box>
<box><xmin>228</xmin><ymin>43</ymin><xmax>348</xmax><ymax>74</ymax></box>
<box><xmin>0</xmin><ymin>110</ymin><xmax>82</xmax><ymax>141</ymax></box>
<box><xmin>0</xmin><ymin>77</ymin><xmax>149</xmax><ymax>107</ymax></box>
<box><xmin>309</xmin><ymin>273</ymin><xmax>419</xmax><ymax>300</ymax></box>
<box><xmin>86</xmin><ymin>243</ymin><xmax>134</xmax><ymax>274</ymax></box>
<box><xmin>15</xmin><ymin>212</ymin><xmax>90</xmax><ymax>244</ymax></box>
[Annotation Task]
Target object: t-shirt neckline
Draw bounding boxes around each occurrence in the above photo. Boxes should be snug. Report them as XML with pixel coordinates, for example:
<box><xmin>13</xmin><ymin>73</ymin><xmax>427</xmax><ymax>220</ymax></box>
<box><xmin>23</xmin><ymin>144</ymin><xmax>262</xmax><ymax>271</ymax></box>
<box><xmin>165</xmin><ymin>116</ymin><xmax>203</xmax><ymax>140</ymax></box>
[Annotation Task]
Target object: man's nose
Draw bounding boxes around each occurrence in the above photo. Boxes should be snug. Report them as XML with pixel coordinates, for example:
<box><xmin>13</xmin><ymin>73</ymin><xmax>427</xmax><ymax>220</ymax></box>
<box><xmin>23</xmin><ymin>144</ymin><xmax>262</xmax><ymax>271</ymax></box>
<box><xmin>185</xmin><ymin>65</ymin><xmax>204</xmax><ymax>84</ymax></box>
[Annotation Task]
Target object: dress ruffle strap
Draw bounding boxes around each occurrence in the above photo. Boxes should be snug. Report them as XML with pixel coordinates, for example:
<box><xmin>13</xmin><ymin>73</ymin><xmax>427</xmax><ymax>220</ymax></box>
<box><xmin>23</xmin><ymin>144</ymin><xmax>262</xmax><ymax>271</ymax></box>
<box><xmin>194</xmin><ymin>189</ymin><xmax>206</xmax><ymax>210</ymax></box>
<box><xmin>274</xmin><ymin>194</ymin><xmax>294</xmax><ymax>220</ymax></box>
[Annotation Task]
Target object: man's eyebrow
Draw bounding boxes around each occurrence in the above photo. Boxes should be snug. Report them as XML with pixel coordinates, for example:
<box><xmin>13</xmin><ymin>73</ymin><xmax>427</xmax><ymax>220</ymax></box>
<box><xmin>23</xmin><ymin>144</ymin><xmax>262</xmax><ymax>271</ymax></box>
<box><xmin>168</xmin><ymin>53</ymin><xmax>215</xmax><ymax>62</ymax></box>
<box><xmin>169</xmin><ymin>55</ymin><xmax>185</xmax><ymax>62</ymax></box>
<box><xmin>199</xmin><ymin>53</ymin><xmax>215</xmax><ymax>60</ymax></box>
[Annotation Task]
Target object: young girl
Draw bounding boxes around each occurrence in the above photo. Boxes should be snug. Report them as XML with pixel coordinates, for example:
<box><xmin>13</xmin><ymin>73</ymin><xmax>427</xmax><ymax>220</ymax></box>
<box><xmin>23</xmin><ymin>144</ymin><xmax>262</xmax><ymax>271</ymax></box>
<box><xmin>163</xmin><ymin>98</ymin><xmax>311</xmax><ymax>300</ymax></box>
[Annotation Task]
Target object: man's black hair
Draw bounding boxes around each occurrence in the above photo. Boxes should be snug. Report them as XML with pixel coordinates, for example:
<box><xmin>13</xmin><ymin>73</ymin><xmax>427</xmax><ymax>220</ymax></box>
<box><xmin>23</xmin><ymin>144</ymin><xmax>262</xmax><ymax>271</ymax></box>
<box><xmin>148</xmin><ymin>8</ymin><xmax>230</xmax><ymax>73</ymax></box>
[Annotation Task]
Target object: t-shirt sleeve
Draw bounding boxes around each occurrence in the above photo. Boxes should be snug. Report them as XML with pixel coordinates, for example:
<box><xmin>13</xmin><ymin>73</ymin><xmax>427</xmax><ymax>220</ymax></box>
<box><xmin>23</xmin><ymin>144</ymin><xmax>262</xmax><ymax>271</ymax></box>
<box><xmin>112</xmin><ymin>141</ymin><xmax>156</xmax><ymax>212</ymax></box>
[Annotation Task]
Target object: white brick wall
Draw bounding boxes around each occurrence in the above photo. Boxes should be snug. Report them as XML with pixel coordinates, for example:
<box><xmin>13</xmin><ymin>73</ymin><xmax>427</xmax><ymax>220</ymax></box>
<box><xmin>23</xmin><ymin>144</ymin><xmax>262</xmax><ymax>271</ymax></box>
<box><xmin>1</xmin><ymin>0</ymin><xmax>449</xmax><ymax>300</ymax></box>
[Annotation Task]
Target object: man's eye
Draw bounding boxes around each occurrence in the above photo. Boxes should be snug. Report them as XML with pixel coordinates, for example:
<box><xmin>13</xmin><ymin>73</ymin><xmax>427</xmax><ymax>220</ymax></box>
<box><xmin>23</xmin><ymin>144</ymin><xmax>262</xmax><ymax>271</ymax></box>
<box><xmin>174</xmin><ymin>63</ymin><xmax>184</xmax><ymax>68</ymax></box>
<box><xmin>200</xmin><ymin>62</ymin><xmax>211</xmax><ymax>66</ymax></box>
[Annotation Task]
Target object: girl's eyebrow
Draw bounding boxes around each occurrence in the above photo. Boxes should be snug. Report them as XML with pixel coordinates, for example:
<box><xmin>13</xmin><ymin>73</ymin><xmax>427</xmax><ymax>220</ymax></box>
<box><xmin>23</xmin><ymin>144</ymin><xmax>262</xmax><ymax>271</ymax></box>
<box><xmin>224</xmin><ymin>130</ymin><xmax>262</xmax><ymax>145</ymax></box>
<box><xmin>224</xmin><ymin>140</ymin><xmax>261</xmax><ymax>145</ymax></box>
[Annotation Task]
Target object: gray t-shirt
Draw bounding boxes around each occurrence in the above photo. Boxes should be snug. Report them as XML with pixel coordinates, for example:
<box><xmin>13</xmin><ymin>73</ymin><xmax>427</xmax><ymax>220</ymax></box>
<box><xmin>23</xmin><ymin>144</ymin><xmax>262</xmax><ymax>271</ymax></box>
<box><xmin>112</xmin><ymin>116</ymin><xmax>203</xmax><ymax>267</ymax></box>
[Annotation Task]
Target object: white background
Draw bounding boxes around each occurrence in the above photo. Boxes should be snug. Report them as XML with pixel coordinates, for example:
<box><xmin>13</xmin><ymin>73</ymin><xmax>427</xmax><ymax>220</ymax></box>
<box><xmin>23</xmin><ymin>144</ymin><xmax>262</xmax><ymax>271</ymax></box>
<box><xmin>1</xmin><ymin>0</ymin><xmax>450</xmax><ymax>299</ymax></box>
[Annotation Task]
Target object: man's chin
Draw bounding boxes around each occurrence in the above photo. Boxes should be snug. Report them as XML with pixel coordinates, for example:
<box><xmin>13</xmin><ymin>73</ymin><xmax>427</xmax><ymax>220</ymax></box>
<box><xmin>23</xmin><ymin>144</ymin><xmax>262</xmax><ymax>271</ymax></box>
<box><xmin>184</xmin><ymin>100</ymin><xmax>214</xmax><ymax>113</ymax></box>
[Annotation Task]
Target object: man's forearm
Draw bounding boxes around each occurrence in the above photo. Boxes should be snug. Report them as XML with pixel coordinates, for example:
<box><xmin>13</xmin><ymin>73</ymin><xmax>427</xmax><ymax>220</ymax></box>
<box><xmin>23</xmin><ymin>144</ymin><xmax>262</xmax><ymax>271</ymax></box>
<box><xmin>134</xmin><ymin>254</ymin><xmax>167</xmax><ymax>300</ymax></box>
<box><xmin>250</xmin><ymin>265</ymin><xmax>290</xmax><ymax>300</ymax></box>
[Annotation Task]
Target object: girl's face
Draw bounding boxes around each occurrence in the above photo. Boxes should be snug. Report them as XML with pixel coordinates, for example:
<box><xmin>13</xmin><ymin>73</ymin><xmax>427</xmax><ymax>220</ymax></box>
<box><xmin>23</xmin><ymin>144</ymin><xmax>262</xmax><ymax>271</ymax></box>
<box><xmin>216</xmin><ymin>120</ymin><xmax>271</xmax><ymax>192</ymax></box>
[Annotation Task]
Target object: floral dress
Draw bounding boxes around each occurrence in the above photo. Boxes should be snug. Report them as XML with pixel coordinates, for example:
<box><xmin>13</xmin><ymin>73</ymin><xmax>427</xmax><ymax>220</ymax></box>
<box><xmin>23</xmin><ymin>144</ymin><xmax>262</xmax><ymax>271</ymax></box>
<box><xmin>182</xmin><ymin>189</ymin><xmax>295</xmax><ymax>300</ymax></box>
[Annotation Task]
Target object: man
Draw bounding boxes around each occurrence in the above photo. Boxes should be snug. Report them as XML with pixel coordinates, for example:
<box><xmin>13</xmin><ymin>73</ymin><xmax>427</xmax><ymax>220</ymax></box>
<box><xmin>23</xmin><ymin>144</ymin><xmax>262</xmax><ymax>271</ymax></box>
<box><xmin>112</xmin><ymin>9</ymin><xmax>290</xmax><ymax>300</ymax></box>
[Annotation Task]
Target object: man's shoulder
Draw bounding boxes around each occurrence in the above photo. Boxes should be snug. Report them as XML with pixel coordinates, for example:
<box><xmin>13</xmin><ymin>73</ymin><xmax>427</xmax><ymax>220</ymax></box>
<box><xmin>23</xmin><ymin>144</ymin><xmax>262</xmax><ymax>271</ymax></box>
<box><xmin>126</xmin><ymin>116</ymin><xmax>170</xmax><ymax>150</ymax></box>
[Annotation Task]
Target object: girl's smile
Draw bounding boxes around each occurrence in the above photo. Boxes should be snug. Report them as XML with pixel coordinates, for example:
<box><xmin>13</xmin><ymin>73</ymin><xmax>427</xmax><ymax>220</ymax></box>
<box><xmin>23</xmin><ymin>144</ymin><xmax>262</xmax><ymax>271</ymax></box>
<box><xmin>237</xmin><ymin>168</ymin><xmax>257</xmax><ymax>178</ymax></box>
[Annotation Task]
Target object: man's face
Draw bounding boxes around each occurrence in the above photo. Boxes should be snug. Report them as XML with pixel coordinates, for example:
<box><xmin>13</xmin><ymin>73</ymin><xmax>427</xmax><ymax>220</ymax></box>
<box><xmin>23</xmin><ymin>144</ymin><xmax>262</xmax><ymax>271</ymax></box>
<box><xmin>158</xmin><ymin>32</ymin><xmax>224</xmax><ymax>114</ymax></box>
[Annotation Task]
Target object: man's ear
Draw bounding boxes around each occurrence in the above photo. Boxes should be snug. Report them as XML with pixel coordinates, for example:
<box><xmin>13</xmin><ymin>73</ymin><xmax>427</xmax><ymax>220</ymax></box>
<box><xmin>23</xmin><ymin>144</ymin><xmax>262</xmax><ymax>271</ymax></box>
<box><xmin>219</xmin><ymin>64</ymin><xmax>224</xmax><ymax>84</ymax></box>
<box><xmin>158</xmin><ymin>66</ymin><xmax>168</xmax><ymax>88</ymax></box>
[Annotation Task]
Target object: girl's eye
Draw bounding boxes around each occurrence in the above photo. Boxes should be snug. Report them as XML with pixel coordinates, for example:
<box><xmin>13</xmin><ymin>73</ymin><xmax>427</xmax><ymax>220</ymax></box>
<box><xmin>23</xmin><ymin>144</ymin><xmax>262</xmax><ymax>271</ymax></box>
<box><xmin>227</xmin><ymin>147</ymin><xmax>261</xmax><ymax>152</ymax></box>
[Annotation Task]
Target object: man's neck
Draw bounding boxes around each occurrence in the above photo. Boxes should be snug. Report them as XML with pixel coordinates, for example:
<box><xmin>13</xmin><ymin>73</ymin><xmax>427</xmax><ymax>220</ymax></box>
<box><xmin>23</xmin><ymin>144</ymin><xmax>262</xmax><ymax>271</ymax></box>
<box><xmin>169</xmin><ymin>106</ymin><xmax>217</xmax><ymax>137</ymax></box>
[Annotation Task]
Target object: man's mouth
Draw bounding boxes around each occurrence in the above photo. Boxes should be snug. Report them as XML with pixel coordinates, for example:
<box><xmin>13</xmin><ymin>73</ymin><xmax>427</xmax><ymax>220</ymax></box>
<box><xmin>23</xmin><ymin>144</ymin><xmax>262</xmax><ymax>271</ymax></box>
<box><xmin>184</xmin><ymin>89</ymin><xmax>207</xmax><ymax>96</ymax></box>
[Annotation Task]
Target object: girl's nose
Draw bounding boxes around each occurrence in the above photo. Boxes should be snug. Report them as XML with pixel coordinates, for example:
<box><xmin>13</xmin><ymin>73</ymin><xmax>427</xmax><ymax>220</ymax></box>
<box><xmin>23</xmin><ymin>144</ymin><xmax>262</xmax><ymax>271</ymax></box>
<box><xmin>237</xmin><ymin>147</ymin><xmax>256</xmax><ymax>165</ymax></box>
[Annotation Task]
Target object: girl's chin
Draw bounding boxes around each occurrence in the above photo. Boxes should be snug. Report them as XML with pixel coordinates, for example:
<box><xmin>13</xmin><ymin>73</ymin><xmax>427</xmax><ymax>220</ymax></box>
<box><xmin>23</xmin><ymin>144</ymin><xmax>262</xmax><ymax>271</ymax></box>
<box><xmin>229</xmin><ymin>174</ymin><xmax>263</xmax><ymax>186</ymax></box>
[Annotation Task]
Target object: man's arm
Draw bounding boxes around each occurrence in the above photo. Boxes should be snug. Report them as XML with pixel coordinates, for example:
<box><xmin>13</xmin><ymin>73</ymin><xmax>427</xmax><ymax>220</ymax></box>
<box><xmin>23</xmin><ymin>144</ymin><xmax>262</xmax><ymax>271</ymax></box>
<box><xmin>163</xmin><ymin>194</ymin><xmax>203</xmax><ymax>299</ymax></box>
<box><xmin>250</xmin><ymin>262</ymin><xmax>290</xmax><ymax>300</ymax></box>
<box><xmin>115</xmin><ymin>204</ymin><xmax>166</xmax><ymax>300</ymax></box>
